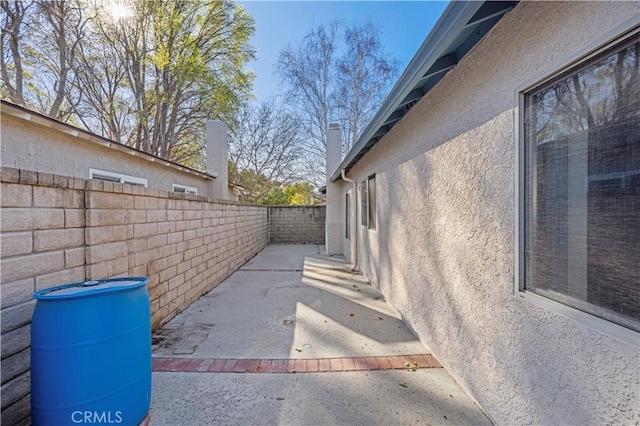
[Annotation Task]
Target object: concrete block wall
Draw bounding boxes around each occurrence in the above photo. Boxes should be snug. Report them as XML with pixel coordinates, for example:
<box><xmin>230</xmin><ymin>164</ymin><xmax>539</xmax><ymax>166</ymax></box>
<box><xmin>269</xmin><ymin>206</ymin><xmax>326</xmax><ymax>244</ymax></box>
<box><xmin>1</xmin><ymin>168</ymin><xmax>87</xmax><ymax>425</ymax></box>
<box><xmin>0</xmin><ymin>166</ymin><xmax>269</xmax><ymax>424</ymax></box>
<box><xmin>83</xmin><ymin>179</ymin><xmax>269</xmax><ymax>330</ymax></box>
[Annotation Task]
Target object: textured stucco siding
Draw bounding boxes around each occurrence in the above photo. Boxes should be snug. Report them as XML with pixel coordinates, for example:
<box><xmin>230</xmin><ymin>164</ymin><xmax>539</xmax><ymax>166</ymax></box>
<box><xmin>343</xmin><ymin>2</ymin><xmax>639</xmax><ymax>424</ymax></box>
<box><xmin>269</xmin><ymin>206</ymin><xmax>326</xmax><ymax>244</ymax></box>
<box><xmin>1</xmin><ymin>114</ymin><xmax>214</xmax><ymax>197</ymax></box>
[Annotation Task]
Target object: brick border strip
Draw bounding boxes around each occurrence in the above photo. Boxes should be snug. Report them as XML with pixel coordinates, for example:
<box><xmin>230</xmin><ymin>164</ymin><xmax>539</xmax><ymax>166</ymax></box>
<box><xmin>152</xmin><ymin>354</ymin><xmax>441</xmax><ymax>374</ymax></box>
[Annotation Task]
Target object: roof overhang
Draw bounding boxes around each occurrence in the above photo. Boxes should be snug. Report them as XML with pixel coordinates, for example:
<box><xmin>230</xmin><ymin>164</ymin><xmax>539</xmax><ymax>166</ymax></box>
<box><xmin>1</xmin><ymin>100</ymin><xmax>217</xmax><ymax>181</ymax></box>
<box><xmin>330</xmin><ymin>0</ymin><xmax>518</xmax><ymax>182</ymax></box>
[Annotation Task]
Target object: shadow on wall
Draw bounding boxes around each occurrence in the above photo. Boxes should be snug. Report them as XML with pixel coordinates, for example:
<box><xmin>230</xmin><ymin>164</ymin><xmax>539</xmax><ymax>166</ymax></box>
<box><xmin>369</xmin><ymin>108</ymin><xmax>625</xmax><ymax>424</ymax></box>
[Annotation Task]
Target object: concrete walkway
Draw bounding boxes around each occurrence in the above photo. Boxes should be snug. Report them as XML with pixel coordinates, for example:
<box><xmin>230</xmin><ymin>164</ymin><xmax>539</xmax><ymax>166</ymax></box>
<box><xmin>149</xmin><ymin>245</ymin><xmax>491</xmax><ymax>426</ymax></box>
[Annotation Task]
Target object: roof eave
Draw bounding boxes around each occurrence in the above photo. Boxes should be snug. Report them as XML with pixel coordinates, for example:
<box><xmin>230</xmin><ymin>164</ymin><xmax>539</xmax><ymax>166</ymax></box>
<box><xmin>330</xmin><ymin>0</ymin><xmax>512</xmax><ymax>182</ymax></box>
<box><xmin>1</xmin><ymin>100</ymin><xmax>218</xmax><ymax>181</ymax></box>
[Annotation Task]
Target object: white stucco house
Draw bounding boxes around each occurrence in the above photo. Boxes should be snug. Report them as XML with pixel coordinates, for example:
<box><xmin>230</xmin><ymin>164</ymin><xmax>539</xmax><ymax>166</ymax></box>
<box><xmin>0</xmin><ymin>101</ymin><xmax>242</xmax><ymax>200</ymax></box>
<box><xmin>325</xmin><ymin>1</ymin><xmax>639</xmax><ymax>424</ymax></box>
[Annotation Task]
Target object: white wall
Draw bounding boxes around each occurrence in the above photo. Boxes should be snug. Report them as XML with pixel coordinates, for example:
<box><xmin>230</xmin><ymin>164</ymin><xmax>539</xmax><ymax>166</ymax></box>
<box><xmin>341</xmin><ymin>2</ymin><xmax>639</xmax><ymax>424</ymax></box>
<box><xmin>325</xmin><ymin>125</ymin><xmax>345</xmax><ymax>255</ymax></box>
<box><xmin>1</xmin><ymin>113</ymin><xmax>214</xmax><ymax>196</ymax></box>
<box><xmin>206</xmin><ymin>120</ymin><xmax>230</xmax><ymax>200</ymax></box>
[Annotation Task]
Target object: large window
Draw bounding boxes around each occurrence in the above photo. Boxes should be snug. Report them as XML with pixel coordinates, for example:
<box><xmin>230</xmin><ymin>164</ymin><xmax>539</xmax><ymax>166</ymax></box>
<box><xmin>368</xmin><ymin>175</ymin><xmax>376</xmax><ymax>230</ymax></box>
<box><xmin>522</xmin><ymin>32</ymin><xmax>639</xmax><ymax>332</ymax></box>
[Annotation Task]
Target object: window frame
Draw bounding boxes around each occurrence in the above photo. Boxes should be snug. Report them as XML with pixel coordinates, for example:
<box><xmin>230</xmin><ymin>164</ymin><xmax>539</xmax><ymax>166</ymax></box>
<box><xmin>367</xmin><ymin>174</ymin><xmax>376</xmax><ymax>230</ymax></box>
<box><xmin>172</xmin><ymin>184</ymin><xmax>198</xmax><ymax>195</ymax></box>
<box><xmin>345</xmin><ymin>191</ymin><xmax>351</xmax><ymax>239</ymax></box>
<box><xmin>515</xmin><ymin>23</ymin><xmax>640</xmax><ymax>345</ymax></box>
<box><xmin>89</xmin><ymin>168</ymin><xmax>148</xmax><ymax>187</ymax></box>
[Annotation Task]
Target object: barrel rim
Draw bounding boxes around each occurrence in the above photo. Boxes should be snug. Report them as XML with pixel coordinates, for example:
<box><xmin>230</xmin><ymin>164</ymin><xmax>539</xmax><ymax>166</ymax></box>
<box><xmin>33</xmin><ymin>277</ymin><xmax>149</xmax><ymax>300</ymax></box>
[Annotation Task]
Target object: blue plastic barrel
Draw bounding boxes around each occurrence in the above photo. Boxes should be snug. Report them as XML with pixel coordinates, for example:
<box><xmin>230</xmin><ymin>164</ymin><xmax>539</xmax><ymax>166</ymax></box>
<box><xmin>31</xmin><ymin>277</ymin><xmax>151</xmax><ymax>425</ymax></box>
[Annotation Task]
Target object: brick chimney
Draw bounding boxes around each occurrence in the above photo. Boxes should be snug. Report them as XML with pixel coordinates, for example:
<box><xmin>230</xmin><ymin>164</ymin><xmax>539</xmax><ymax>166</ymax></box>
<box><xmin>206</xmin><ymin>120</ymin><xmax>229</xmax><ymax>200</ymax></box>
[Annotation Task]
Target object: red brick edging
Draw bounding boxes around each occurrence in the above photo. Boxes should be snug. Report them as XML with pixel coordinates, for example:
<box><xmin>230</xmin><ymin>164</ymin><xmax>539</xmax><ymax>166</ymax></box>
<box><xmin>152</xmin><ymin>354</ymin><xmax>441</xmax><ymax>373</ymax></box>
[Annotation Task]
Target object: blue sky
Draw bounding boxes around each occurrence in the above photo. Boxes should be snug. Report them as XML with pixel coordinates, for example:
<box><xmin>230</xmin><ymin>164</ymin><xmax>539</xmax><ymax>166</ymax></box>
<box><xmin>239</xmin><ymin>1</ymin><xmax>449</xmax><ymax>102</ymax></box>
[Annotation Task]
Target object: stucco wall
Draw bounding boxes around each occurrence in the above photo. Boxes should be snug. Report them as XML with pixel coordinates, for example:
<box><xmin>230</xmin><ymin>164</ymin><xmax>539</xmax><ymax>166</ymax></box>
<box><xmin>342</xmin><ymin>2</ymin><xmax>639</xmax><ymax>424</ymax></box>
<box><xmin>269</xmin><ymin>206</ymin><xmax>326</xmax><ymax>244</ymax></box>
<box><xmin>1</xmin><ymin>114</ymin><xmax>214</xmax><ymax>197</ymax></box>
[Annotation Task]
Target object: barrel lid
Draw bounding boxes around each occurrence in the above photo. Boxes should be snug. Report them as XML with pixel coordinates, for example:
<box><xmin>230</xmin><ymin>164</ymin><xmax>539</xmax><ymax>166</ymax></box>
<box><xmin>33</xmin><ymin>277</ymin><xmax>148</xmax><ymax>300</ymax></box>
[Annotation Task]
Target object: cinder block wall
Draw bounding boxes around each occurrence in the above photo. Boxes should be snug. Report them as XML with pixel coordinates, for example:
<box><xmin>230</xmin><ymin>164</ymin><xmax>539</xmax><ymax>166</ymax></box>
<box><xmin>269</xmin><ymin>206</ymin><xmax>326</xmax><ymax>244</ymax></box>
<box><xmin>1</xmin><ymin>168</ymin><xmax>87</xmax><ymax>424</ymax></box>
<box><xmin>83</xmin><ymin>179</ymin><xmax>268</xmax><ymax>330</ymax></box>
<box><xmin>0</xmin><ymin>166</ymin><xmax>269</xmax><ymax>424</ymax></box>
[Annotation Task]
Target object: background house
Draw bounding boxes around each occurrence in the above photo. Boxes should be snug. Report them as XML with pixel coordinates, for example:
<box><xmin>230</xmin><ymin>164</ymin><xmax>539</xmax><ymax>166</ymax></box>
<box><xmin>325</xmin><ymin>1</ymin><xmax>639</xmax><ymax>424</ymax></box>
<box><xmin>1</xmin><ymin>101</ymin><xmax>237</xmax><ymax>199</ymax></box>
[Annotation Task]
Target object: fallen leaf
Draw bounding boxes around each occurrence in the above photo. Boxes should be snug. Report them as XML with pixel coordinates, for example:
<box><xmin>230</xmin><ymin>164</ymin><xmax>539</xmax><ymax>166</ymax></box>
<box><xmin>402</xmin><ymin>361</ymin><xmax>410</xmax><ymax>366</ymax></box>
<box><xmin>412</xmin><ymin>360</ymin><xmax>418</xmax><ymax>366</ymax></box>
<box><xmin>407</xmin><ymin>367</ymin><xmax>417</xmax><ymax>372</ymax></box>
<box><xmin>399</xmin><ymin>383</ymin><xmax>407</xmax><ymax>388</ymax></box>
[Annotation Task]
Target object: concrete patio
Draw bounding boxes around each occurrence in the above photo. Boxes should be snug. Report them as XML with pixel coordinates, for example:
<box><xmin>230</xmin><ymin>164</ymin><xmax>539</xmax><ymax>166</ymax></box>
<box><xmin>149</xmin><ymin>244</ymin><xmax>491</xmax><ymax>425</ymax></box>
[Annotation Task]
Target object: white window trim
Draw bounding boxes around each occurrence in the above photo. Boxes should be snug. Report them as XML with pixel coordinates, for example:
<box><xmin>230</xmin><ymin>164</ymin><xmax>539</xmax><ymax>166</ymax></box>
<box><xmin>514</xmin><ymin>21</ymin><xmax>640</xmax><ymax>347</ymax></box>
<box><xmin>89</xmin><ymin>168</ymin><xmax>148</xmax><ymax>187</ymax></box>
<box><xmin>172</xmin><ymin>184</ymin><xmax>198</xmax><ymax>195</ymax></box>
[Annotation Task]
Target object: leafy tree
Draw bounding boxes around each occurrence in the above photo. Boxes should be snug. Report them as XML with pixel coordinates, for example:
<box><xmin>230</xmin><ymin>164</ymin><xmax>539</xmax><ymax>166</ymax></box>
<box><xmin>1</xmin><ymin>0</ymin><xmax>33</xmax><ymax>105</ymax></box>
<box><xmin>285</xmin><ymin>182</ymin><xmax>315</xmax><ymax>205</ymax></box>
<box><xmin>258</xmin><ymin>186</ymin><xmax>288</xmax><ymax>205</ymax></box>
<box><xmin>1</xmin><ymin>0</ymin><xmax>255</xmax><ymax>168</ymax></box>
<box><xmin>257</xmin><ymin>182</ymin><xmax>317</xmax><ymax>206</ymax></box>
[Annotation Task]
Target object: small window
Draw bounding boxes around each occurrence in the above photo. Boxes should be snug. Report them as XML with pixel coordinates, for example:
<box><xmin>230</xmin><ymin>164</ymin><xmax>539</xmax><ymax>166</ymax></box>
<box><xmin>172</xmin><ymin>184</ymin><xmax>198</xmax><ymax>195</ymax></box>
<box><xmin>368</xmin><ymin>175</ymin><xmax>376</xmax><ymax>230</ymax></box>
<box><xmin>89</xmin><ymin>168</ymin><xmax>147</xmax><ymax>187</ymax></box>
<box><xmin>345</xmin><ymin>192</ymin><xmax>351</xmax><ymax>239</ymax></box>
<box><xmin>521</xmin><ymin>32</ymin><xmax>639</xmax><ymax>332</ymax></box>
<box><xmin>360</xmin><ymin>180</ymin><xmax>368</xmax><ymax>227</ymax></box>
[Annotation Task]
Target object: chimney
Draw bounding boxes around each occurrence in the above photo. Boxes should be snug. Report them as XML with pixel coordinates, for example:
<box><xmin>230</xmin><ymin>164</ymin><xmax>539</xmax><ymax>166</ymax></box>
<box><xmin>206</xmin><ymin>120</ymin><xmax>229</xmax><ymax>200</ymax></box>
<box><xmin>325</xmin><ymin>123</ymin><xmax>343</xmax><ymax>255</ymax></box>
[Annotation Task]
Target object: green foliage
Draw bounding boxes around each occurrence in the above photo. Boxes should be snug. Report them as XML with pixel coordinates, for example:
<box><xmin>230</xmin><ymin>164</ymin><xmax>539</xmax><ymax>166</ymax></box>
<box><xmin>257</xmin><ymin>182</ymin><xmax>317</xmax><ymax>206</ymax></box>
<box><xmin>0</xmin><ymin>0</ymin><xmax>256</xmax><ymax>170</ymax></box>
<box><xmin>258</xmin><ymin>187</ymin><xmax>288</xmax><ymax>205</ymax></box>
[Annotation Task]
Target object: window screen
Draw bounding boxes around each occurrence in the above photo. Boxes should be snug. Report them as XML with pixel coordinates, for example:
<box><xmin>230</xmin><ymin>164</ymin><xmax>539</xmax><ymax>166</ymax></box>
<box><xmin>368</xmin><ymin>175</ymin><xmax>376</xmax><ymax>230</ymax></box>
<box><xmin>361</xmin><ymin>180</ymin><xmax>368</xmax><ymax>227</ymax></box>
<box><xmin>172</xmin><ymin>184</ymin><xmax>198</xmax><ymax>194</ymax></box>
<box><xmin>89</xmin><ymin>168</ymin><xmax>148</xmax><ymax>187</ymax></box>
<box><xmin>523</xmin><ymin>32</ymin><xmax>639</xmax><ymax>332</ymax></box>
